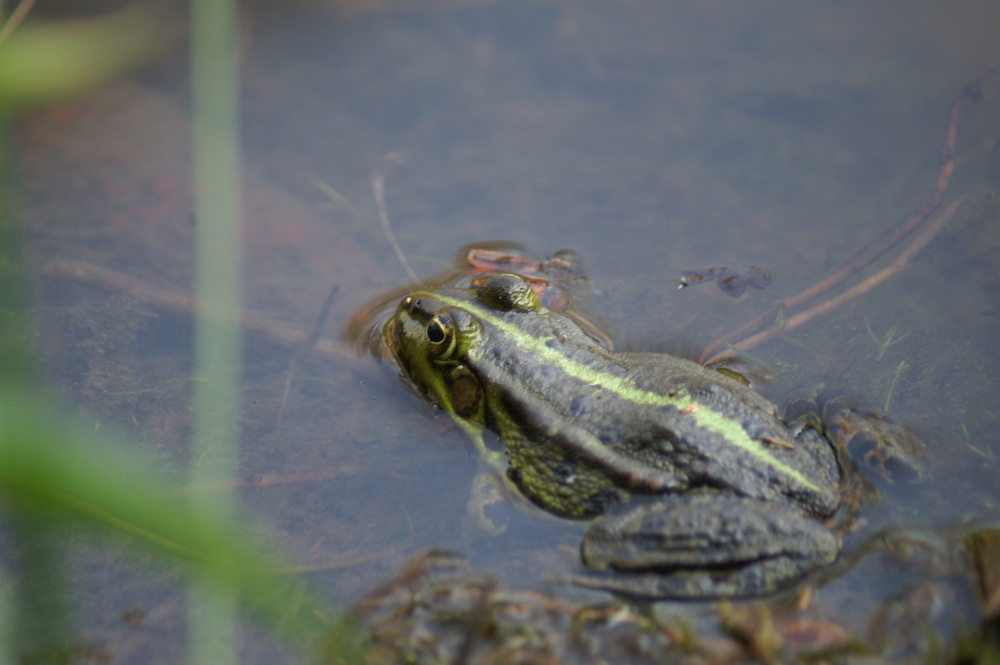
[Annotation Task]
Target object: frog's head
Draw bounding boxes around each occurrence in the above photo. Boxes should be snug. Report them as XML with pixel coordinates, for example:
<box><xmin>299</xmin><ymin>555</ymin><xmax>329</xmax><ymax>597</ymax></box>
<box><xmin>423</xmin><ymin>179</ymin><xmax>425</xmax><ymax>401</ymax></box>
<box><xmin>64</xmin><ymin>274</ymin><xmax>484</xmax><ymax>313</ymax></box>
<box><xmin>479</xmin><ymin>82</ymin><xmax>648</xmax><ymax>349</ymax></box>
<box><xmin>383</xmin><ymin>273</ymin><xmax>542</xmax><ymax>424</ymax></box>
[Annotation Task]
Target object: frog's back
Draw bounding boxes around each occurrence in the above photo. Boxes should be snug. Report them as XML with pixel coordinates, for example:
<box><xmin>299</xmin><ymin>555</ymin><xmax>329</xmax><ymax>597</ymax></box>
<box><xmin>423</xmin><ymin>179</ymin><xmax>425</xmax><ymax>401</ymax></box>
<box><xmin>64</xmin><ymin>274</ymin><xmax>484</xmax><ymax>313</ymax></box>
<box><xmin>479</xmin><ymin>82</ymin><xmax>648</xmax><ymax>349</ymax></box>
<box><xmin>471</xmin><ymin>315</ymin><xmax>840</xmax><ymax>518</ymax></box>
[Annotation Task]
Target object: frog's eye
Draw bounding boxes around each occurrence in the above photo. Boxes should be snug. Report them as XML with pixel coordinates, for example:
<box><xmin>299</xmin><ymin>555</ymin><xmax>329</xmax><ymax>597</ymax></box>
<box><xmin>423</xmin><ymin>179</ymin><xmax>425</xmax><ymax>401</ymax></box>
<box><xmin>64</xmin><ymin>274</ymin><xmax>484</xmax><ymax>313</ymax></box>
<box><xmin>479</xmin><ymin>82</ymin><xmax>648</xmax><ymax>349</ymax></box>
<box><xmin>426</xmin><ymin>312</ymin><xmax>457</xmax><ymax>358</ymax></box>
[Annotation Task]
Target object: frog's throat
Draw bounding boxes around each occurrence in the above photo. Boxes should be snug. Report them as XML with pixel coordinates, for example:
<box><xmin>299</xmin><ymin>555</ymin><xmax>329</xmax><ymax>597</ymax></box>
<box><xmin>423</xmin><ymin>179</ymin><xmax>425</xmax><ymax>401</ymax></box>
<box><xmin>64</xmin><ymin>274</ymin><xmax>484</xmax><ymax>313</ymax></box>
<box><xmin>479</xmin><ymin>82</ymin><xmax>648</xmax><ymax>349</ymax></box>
<box><xmin>430</xmin><ymin>292</ymin><xmax>821</xmax><ymax>495</ymax></box>
<box><xmin>455</xmin><ymin>419</ymin><xmax>506</xmax><ymax>471</ymax></box>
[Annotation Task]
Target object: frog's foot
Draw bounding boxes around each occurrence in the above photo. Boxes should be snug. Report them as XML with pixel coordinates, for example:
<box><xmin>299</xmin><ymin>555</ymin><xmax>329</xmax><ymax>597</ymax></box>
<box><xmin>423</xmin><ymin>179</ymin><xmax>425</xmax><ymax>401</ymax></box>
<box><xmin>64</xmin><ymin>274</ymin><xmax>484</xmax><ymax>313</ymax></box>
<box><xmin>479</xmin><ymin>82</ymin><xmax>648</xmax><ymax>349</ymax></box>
<box><xmin>578</xmin><ymin>494</ymin><xmax>840</xmax><ymax>599</ymax></box>
<box><xmin>822</xmin><ymin>397</ymin><xmax>926</xmax><ymax>484</ymax></box>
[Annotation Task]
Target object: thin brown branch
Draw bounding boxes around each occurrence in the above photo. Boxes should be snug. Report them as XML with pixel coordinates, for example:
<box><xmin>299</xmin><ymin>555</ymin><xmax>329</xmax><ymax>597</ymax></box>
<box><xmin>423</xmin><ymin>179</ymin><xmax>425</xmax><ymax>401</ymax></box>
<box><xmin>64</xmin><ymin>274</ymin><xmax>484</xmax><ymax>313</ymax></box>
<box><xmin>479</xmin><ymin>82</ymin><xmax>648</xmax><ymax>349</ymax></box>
<box><xmin>0</xmin><ymin>0</ymin><xmax>38</xmax><ymax>47</ymax></box>
<box><xmin>699</xmin><ymin>64</ymin><xmax>998</xmax><ymax>364</ymax></box>
<box><xmin>703</xmin><ymin>193</ymin><xmax>975</xmax><ymax>364</ymax></box>
<box><xmin>41</xmin><ymin>257</ymin><xmax>357</xmax><ymax>361</ymax></box>
<box><xmin>372</xmin><ymin>154</ymin><xmax>421</xmax><ymax>285</ymax></box>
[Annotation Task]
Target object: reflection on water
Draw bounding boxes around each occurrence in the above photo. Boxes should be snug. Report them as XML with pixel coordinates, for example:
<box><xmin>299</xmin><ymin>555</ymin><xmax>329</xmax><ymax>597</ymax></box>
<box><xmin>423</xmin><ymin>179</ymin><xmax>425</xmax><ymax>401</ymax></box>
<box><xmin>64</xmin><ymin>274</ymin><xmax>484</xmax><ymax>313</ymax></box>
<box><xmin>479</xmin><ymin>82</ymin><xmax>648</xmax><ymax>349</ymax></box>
<box><xmin>19</xmin><ymin>0</ymin><xmax>1000</xmax><ymax>661</ymax></box>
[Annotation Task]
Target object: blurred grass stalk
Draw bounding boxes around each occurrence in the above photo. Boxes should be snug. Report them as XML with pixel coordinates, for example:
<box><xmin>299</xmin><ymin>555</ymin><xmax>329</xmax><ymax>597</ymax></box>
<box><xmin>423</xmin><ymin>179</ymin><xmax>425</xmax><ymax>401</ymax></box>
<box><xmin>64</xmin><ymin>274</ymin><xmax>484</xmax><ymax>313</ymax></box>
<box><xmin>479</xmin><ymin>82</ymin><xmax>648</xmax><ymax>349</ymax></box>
<box><xmin>0</xmin><ymin>2</ymin><xmax>60</xmax><ymax>660</ymax></box>
<box><xmin>190</xmin><ymin>1</ymin><xmax>243</xmax><ymax>664</ymax></box>
<box><xmin>0</xmin><ymin>4</ymin><xmax>355</xmax><ymax>663</ymax></box>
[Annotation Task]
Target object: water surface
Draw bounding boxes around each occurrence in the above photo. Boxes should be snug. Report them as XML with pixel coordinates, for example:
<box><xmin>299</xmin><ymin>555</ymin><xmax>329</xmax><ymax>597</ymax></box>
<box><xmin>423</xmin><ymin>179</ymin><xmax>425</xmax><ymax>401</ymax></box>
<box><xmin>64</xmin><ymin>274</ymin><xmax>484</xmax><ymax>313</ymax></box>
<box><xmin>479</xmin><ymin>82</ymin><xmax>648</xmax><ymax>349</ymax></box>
<box><xmin>19</xmin><ymin>0</ymin><xmax>1000</xmax><ymax>661</ymax></box>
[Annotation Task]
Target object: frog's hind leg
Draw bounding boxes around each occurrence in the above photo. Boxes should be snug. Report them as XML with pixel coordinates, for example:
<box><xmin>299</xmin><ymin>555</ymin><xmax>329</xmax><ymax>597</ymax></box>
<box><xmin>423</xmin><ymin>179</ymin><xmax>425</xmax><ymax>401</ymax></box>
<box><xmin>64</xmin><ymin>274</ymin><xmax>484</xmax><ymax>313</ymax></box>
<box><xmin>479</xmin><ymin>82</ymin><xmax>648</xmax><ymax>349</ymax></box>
<box><xmin>577</xmin><ymin>494</ymin><xmax>841</xmax><ymax>599</ymax></box>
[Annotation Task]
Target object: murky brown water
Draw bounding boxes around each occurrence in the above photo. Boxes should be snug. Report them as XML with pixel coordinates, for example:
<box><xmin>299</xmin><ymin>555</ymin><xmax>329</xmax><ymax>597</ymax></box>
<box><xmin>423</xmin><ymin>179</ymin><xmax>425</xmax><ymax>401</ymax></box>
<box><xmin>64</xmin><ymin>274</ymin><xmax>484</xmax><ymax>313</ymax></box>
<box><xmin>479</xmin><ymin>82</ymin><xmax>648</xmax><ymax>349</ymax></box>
<box><xmin>16</xmin><ymin>0</ymin><xmax>1000</xmax><ymax>662</ymax></box>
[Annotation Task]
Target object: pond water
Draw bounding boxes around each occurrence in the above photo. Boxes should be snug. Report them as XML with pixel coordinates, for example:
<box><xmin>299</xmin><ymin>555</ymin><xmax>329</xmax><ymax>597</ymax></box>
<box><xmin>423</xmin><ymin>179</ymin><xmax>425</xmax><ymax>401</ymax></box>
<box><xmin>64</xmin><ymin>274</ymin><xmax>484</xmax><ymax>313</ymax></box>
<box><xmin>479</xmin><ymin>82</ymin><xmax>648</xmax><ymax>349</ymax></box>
<box><xmin>16</xmin><ymin>0</ymin><xmax>1000</xmax><ymax>662</ymax></box>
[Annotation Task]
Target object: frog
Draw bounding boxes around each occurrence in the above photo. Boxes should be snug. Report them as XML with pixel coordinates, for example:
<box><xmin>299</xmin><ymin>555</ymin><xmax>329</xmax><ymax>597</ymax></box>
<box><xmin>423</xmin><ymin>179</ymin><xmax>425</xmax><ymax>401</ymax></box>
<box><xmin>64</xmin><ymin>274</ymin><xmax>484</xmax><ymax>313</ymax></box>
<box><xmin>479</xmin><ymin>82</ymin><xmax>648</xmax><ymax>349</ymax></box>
<box><xmin>380</xmin><ymin>272</ymin><xmax>911</xmax><ymax>598</ymax></box>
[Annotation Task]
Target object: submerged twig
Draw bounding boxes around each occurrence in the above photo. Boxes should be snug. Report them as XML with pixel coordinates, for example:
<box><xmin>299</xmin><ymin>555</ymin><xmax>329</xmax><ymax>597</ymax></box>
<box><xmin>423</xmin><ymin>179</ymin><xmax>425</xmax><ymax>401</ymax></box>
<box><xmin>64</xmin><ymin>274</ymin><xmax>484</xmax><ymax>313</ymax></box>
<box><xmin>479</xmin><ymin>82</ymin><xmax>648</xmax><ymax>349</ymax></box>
<box><xmin>0</xmin><ymin>0</ymin><xmax>38</xmax><ymax>47</ymax></box>
<box><xmin>276</xmin><ymin>283</ymin><xmax>339</xmax><ymax>432</ymax></box>
<box><xmin>704</xmin><ymin>193</ymin><xmax>976</xmax><ymax>364</ymax></box>
<box><xmin>700</xmin><ymin>64</ymin><xmax>999</xmax><ymax>365</ymax></box>
<box><xmin>372</xmin><ymin>153</ymin><xmax>421</xmax><ymax>285</ymax></box>
<box><xmin>41</xmin><ymin>257</ymin><xmax>357</xmax><ymax>362</ymax></box>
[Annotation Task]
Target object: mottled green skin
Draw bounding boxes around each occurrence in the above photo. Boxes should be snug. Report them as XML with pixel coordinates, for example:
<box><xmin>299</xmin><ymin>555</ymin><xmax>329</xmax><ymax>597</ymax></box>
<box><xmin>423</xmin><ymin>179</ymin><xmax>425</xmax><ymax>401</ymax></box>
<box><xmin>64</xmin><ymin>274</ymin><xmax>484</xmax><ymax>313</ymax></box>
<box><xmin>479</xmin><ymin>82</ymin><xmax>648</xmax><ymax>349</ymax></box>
<box><xmin>384</xmin><ymin>274</ymin><xmax>845</xmax><ymax>598</ymax></box>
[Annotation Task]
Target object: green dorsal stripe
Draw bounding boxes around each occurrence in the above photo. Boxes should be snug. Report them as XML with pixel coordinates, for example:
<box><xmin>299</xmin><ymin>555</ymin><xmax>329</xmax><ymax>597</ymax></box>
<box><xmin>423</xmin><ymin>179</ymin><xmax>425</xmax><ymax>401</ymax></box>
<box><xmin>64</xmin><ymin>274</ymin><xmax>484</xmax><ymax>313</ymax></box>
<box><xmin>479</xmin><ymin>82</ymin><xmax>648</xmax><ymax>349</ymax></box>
<box><xmin>429</xmin><ymin>292</ymin><xmax>819</xmax><ymax>493</ymax></box>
